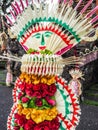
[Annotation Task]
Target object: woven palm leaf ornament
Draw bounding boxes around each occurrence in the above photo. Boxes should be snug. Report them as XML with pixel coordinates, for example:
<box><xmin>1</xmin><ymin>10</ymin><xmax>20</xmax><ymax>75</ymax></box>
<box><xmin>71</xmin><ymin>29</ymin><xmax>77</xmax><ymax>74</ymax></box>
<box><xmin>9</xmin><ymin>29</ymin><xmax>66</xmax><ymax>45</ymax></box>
<box><xmin>6</xmin><ymin>0</ymin><xmax>98</xmax><ymax>130</ymax></box>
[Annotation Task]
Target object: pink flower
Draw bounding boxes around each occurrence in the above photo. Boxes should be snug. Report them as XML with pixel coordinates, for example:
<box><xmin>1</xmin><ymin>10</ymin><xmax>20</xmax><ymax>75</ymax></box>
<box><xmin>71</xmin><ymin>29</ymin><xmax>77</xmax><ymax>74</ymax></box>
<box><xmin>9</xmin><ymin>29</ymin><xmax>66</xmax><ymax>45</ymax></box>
<box><xmin>45</xmin><ymin>96</ymin><xmax>56</xmax><ymax>106</ymax></box>
<box><xmin>21</xmin><ymin>97</ymin><xmax>29</xmax><ymax>103</ymax></box>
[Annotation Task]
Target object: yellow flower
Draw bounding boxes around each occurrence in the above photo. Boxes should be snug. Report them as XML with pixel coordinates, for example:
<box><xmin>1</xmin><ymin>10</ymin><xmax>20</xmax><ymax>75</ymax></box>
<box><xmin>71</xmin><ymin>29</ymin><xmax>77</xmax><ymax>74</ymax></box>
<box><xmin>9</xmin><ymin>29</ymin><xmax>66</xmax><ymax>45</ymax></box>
<box><xmin>41</xmin><ymin>76</ymin><xmax>47</xmax><ymax>84</ymax></box>
<box><xmin>17</xmin><ymin>104</ymin><xmax>23</xmax><ymax>115</ymax></box>
<box><xmin>17</xmin><ymin>106</ymin><xmax>58</xmax><ymax>124</ymax></box>
<box><xmin>45</xmin><ymin>107</ymin><xmax>58</xmax><ymax>121</ymax></box>
<box><xmin>47</xmin><ymin>76</ymin><xmax>56</xmax><ymax>85</ymax></box>
<box><xmin>31</xmin><ymin>109</ymin><xmax>45</xmax><ymax>124</ymax></box>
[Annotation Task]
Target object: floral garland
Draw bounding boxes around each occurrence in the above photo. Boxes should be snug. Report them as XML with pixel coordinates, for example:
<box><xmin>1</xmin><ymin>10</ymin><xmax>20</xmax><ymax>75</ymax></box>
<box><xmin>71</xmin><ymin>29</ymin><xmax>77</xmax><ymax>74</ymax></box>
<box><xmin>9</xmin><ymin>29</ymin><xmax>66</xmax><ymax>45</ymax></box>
<box><xmin>19</xmin><ymin>73</ymin><xmax>56</xmax><ymax>85</ymax></box>
<box><xmin>14</xmin><ymin>113</ymin><xmax>60</xmax><ymax>130</ymax></box>
<box><xmin>11</xmin><ymin>73</ymin><xmax>60</xmax><ymax>130</ymax></box>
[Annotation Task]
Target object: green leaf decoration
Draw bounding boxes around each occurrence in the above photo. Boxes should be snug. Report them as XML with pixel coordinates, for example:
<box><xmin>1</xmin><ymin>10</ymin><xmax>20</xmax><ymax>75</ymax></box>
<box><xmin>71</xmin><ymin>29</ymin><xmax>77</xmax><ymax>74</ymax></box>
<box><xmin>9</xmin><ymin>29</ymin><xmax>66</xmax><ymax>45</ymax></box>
<box><xmin>40</xmin><ymin>49</ymin><xmax>53</xmax><ymax>55</ymax></box>
<box><xmin>27</xmin><ymin>48</ymin><xmax>37</xmax><ymax>54</ymax></box>
<box><xmin>28</xmin><ymin>98</ymin><xmax>36</xmax><ymax>108</ymax></box>
<box><xmin>39</xmin><ymin>17</ymin><xmax>42</xmax><ymax>21</ymax></box>
<box><xmin>48</xmin><ymin>17</ymin><xmax>52</xmax><ymax>21</ymax></box>
<box><xmin>55</xmin><ymin>18</ymin><xmax>59</xmax><ymax>23</ymax></box>
<box><xmin>51</xmin><ymin>96</ymin><xmax>56</xmax><ymax>100</ymax></box>
<box><xmin>31</xmin><ymin>19</ymin><xmax>34</xmax><ymax>24</ymax></box>
<box><xmin>59</xmin><ymin>20</ymin><xmax>62</xmax><ymax>25</ymax></box>
<box><xmin>20</xmin><ymin>31</ymin><xmax>23</xmax><ymax>36</ymax></box>
<box><xmin>18</xmin><ymin>17</ymin><xmax>81</xmax><ymax>43</ymax></box>
<box><xmin>42</xmin><ymin>99</ymin><xmax>51</xmax><ymax>107</ymax></box>
<box><xmin>43</xmin><ymin>17</ymin><xmax>46</xmax><ymax>21</ymax></box>
<box><xmin>56</xmin><ymin>83</ymin><xmax>70</xmax><ymax>117</ymax></box>
<box><xmin>22</xmin><ymin>103</ymin><xmax>28</xmax><ymax>108</ymax></box>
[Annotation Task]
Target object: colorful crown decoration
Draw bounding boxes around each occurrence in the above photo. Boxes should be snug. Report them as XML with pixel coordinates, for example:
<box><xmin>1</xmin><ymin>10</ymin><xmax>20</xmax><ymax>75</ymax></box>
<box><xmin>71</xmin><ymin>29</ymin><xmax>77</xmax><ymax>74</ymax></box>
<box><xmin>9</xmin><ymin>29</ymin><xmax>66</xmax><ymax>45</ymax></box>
<box><xmin>5</xmin><ymin>0</ymin><xmax>98</xmax><ymax>130</ymax></box>
<box><xmin>5</xmin><ymin>0</ymin><xmax>98</xmax><ymax>55</ymax></box>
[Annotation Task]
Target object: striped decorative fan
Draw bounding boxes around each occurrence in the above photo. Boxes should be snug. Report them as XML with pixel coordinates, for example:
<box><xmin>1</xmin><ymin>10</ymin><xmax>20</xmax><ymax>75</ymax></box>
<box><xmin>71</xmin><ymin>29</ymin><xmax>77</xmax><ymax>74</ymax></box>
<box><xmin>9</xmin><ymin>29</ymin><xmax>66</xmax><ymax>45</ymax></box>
<box><xmin>5</xmin><ymin>0</ymin><xmax>98</xmax><ymax>55</ymax></box>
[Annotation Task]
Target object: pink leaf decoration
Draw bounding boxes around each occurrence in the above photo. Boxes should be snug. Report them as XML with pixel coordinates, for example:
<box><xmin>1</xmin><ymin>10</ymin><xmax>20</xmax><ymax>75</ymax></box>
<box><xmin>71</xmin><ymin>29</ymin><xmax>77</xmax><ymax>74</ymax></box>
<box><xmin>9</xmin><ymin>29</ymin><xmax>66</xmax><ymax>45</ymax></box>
<box><xmin>75</xmin><ymin>0</ymin><xmax>83</xmax><ymax>10</ymax></box>
<box><xmin>5</xmin><ymin>14</ymin><xmax>13</xmax><ymax>25</ymax></box>
<box><xmin>20</xmin><ymin>0</ymin><xmax>24</xmax><ymax>10</ymax></box>
<box><xmin>10</xmin><ymin>10</ymin><xmax>16</xmax><ymax>20</ymax></box>
<box><xmin>11</xmin><ymin>3</ymin><xmax>18</xmax><ymax>15</ymax></box>
<box><xmin>15</xmin><ymin>1</ymin><xmax>21</xmax><ymax>14</ymax></box>
<box><xmin>80</xmin><ymin>0</ymin><xmax>93</xmax><ymax>14</ymax></box>
<box><xmin>86</xmin><ymin>6</ymin><xmax>98</xmax><ymax>18</ymax></box>
<box><xmin>91</xmin><ymin>15</ymin><xmax>98</xmax><ymax>24</ymax></box>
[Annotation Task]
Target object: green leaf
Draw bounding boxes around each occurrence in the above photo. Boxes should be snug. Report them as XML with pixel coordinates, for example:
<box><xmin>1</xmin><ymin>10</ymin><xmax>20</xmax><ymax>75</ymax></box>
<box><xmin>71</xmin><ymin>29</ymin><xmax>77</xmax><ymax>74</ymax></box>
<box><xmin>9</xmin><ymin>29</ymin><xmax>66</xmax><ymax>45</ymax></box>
<box><xmin>20</xmin><ymin>127</ymin><xmax>24</xmax><ymax>130</ymax></box>
<box><xmin>22</xmin><ymin>103</ymin><xmax>28</xmax><ymax>108</ymax></box>
<box><xmin>28</xmin><ymin>98</ymin><xmax>36</xmax><ymax>108</ymax></box>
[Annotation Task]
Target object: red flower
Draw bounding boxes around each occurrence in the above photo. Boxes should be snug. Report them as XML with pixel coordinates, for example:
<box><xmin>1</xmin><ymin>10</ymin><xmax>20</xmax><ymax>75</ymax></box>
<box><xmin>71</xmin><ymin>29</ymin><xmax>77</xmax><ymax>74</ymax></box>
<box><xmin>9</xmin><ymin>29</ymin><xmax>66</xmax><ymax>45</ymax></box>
<box><xmin>34</xmin><ymin>121</ymin><xmax>50</xmax><ymax>130</ymax></box>
<box><xmin>47</xmin><ymin>84</ymin><xmax>57</xmax><ymax>96</ymax></box>
<box><xmin>32</xmin><ymin>91</ymin><xmax>42</xmax><ymax>98</ymax></box>
<box><xmin>13</xmin><ymin>126</ymin><xmax>20</xmax><ymax>130</ymax></box>
<box><xmin>35</xmin><ymin>99</ymin><xmax>42</xmax><ymax>107</ymax></box>
<box><xmin>18</xmin><ymin>92</ymin><xmax>24</xmax><ymax>100</ymax></box>
<box><xmin>24</xmin><ymin>119</ymin><xmax>35</xmax><ymax>130</ymax></box>
<box><xmin>33</xmin><ymin>84</ymin><xmax>41</xmax><ymax>91</ymax></box>
<box><xmin>41</xmin><ymin>84</ymin><xmax>48</xmax><ymax>90</ymax></box>
<box><xmin>49</xmin><ymin>117</ymin><xmax>60</xmax><ymax>130</ymax></box>
<box><xmin>41</xmin><ymin>84</ymin><xmax>48</xmax><ymax>97</ymax></box>
<box><xmin>25</xmin><ymin>89</ymin><xmax>34</xmax><ymax>97</ymax></box>
<box><xmin>19</xmin><ymin>82</ymin><xmax>26</xmax><ymax>92</ymax></box>
<box><xmin>26</xmin><ymin>83</ymin><xmax>33</xmax><ymax>90</ymax></box>
<box><xmin>15</xmin><ymin>114</ymin><xmax>27</xmax><ymax>127</ymax></box>
<box><xmin>21</xmin><ymin>97</ymin><xmax>29</xmax><ymax>103</ymax></box>
<box><xmin>14</xmin><ymin>113</ymin><xmax>20</xmax><ymax>119</ymax></box>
